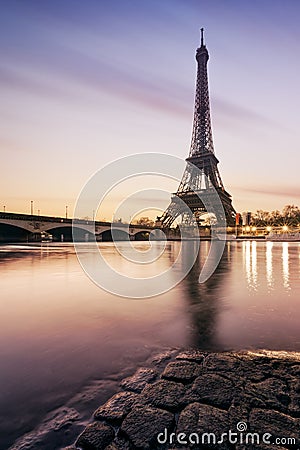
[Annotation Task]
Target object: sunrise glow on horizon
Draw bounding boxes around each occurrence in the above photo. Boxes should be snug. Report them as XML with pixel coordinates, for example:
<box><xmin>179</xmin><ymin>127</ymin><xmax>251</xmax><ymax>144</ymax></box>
<box><xmin>1</xmin><ymin>0</ymin><xmax>300</xmax><ymax>220</ymax></box>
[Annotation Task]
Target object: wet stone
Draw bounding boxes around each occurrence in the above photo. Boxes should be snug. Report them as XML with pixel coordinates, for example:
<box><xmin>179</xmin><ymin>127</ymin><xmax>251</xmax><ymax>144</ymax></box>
<box><xmin>162</xmin><ymin>360</ymin><xmax>202</xmax><ymax>383</ymax></box>
<box><xmin>45</xmin><ymin>407</ymin><xmax>80</xmax><ymax>431</ymax></box>
<box><xmin>237</xmin><ymin>358</ymin><xmax>274</xmax><ymax>383</ymax></box>
<box><xmin>290</xmin><ymin>365</ymin><xmax>300</xmax><ymax>376</ymax></box>
<box><xmin>291</xmin><ymin>378</ymin><xmax>300</xmax><ymax>393</ymax></box>
<box><xmin>75</xmin><ymin>422</ymin><xmax>114</xmax><ymax>450</ymax></box>
<box><xmin>197</xmin><ymin>404</ymin><xmax>230</xmax><ymax>448</ymax></box>
<box><xmin>120</xmin><ymin>367</ymin><xmax>158</xmax><ymax>393</ymax></box>
<box><xmin>120</xmin><ymin>405</ymin><xmax>174</xmax><ymax>449</ymax></box>
<box><xmin>204</xmin><ymin>353</ymin><xmax>241</xmax><ymax>373</ymax></box>
<box><xmin>228</xmin><ymin>404</ymin><xmax>249</xmax><ymax>430</ymax></box>
<box><xmin>177</xmin><ymin>402</ymin><xmax>229</xmax><ymax>449</ymax></box>
<box><xmin>249</xmin><ymin>408</ymin><xmax>300</xmax><ymax>445</ymax></box>
<box><xmin>185</xmin><ymin>373</ymin><xmax>234</xmax><ymax>409</ymax></box>
<box><xmin>151</xmin><ymin>349</ymin><xmax>178</xmax><ymax>366</ymax></box>
<box><xmin>74</xmin><ymin>351</ymin><xmax>300</xmax><ymax>450</ymax></box>
<box><xmin>288</xmin><ymin>393</ymin><xmax>300</xmax><ymax>416</ymax></box>
<box><xmin>243</xmin><ymin>362</ymin><xmax>273</xmax><ymax>382</ymax></box>
<box><xmin>104</xmin><ymin>436</ymin><xmax>131</xmax><ymax>450</ymax></box>
<box><xmin>142</xmin><ymin>379</ymin><xmax>186</xmax><ymax>411</ymax></box>
<box><xmin>176</xmin><ymin>350</ymin><xmax>205</xmax><ymax>363</ymax></box>
<box><xmin>176</xmin><ymin>402</ymin><xmax>201</xmax><ymax>433</ymax></box>
<box><xmin>205</xmin><ymin>353</ymin><xmax>274</xmax><ymax>383</ymax></box>
<box><xmin>94</xmin><ymin>391</ymin><xmax>140</xmax><ymax>422</ymax></box>
<box><xmin>245</xmin><ymin>378</ymin><xmax>290</xmax><ymax>412</ymax></box>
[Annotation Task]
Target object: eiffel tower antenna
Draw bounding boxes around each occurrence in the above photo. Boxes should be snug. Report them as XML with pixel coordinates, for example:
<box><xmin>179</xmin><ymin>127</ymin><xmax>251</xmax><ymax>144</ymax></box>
<box><xmin>159</xmin><ymin>31</ymin><xmax>236</xmax><ymax>228</ymax></box>
<box><xmin>200</xmin><ymin>27</ymin><xmax>204</xmax><ymax>46</ymax></box>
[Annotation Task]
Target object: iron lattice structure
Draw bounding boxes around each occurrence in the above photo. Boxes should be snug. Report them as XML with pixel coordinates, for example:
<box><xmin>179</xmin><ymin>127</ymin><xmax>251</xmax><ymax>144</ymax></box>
<box><xmin>160</xmin><ymin>29</ymin><xmax>236</xmax><ymax>228</ymax></box>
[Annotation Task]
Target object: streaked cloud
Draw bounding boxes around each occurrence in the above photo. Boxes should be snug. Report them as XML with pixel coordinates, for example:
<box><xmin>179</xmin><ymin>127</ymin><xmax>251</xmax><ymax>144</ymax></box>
<box><xmin>1</xmin><ymin>54</ymin><xmax>278</xmax><ymax>128</ymax></box>
<box><xmin>212</xmin><ymin>98</ymin><xmax>280</xmax><ymax>129</ymax></box>
<box><xmin>233</xmin><ymin>185</ymin><xmax>300</xmax><ymax>200</ymax></box>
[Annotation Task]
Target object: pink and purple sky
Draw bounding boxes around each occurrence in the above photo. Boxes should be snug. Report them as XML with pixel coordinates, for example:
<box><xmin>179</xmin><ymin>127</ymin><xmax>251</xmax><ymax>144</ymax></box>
<box><xmin>1</xmin><ymin>0</ymin><xmax>299</xmax><ymax>219</ymax></box>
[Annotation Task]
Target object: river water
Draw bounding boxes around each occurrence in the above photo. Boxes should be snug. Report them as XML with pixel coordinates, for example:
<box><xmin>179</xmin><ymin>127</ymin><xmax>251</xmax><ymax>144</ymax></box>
<box><xmin>0</xmin><ymin>241</ymin><xmax>299</xmax><ymax>449</ymax></box>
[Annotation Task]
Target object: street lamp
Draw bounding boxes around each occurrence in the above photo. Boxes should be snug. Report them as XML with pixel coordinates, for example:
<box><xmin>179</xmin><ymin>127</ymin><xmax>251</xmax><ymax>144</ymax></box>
<box><xmin>65</xmin><ymin>205</ymin><xmax>68</xmax><ymax>219</ymax></box>
<box><xmin>31</xmin><ymin>200</ymin><xmax>34</xmax><ymax>215</ymax></box>
<box><xmin>3</xmin><ymin>205</ymin><xmax>6</xmax><ymax>213</ymax></box>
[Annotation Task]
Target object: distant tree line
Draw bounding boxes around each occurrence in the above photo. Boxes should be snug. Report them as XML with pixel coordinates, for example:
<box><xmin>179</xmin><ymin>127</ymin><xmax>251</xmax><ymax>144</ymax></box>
<box><xmin>109</xmin><ymin>207</ymin><xmax>300</xmax><ymax>228</ymax></box>
<box><xmin>251</xmin><ymin>205</ymin><xmax>300</xmax><ymax>226</ymax></box>
<box><xmin>135</xmin><ymin>217</ymin><xmax>155</xmax><ymax>227</ymax></box>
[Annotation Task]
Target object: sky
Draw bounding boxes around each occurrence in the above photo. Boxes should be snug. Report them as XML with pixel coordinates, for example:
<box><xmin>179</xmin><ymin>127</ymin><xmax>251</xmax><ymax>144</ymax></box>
<box><xmin>1</xmin><ymin>0</ymin><xmax>300</xmax><ymax>220</ymax></box>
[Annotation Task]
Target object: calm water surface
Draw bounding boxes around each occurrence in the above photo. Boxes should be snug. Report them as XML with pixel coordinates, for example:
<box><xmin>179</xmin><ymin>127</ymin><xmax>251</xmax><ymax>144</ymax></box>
<box><xmin>0</xmin><ymin>241</ymin><xmax>299</xmax><ymax>449</ymax></box>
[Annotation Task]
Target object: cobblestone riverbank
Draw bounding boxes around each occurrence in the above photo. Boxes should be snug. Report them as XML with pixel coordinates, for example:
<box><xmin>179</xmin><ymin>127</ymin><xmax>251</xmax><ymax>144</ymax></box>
<box><xmin>69</xmin><ymin>350</ymin><xmax>300</xmax><ymax>449</ymax></box>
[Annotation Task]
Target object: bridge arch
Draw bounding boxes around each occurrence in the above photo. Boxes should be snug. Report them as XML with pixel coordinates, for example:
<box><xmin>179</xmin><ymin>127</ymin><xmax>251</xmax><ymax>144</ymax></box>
<box><xmin>47</xmin><ymin>226</ymin><xmax>94</xmax><ymax>242</ymax></box>
<box><xmin>0</xmin><ymin>223</ymin><xmax>30</xmax><ymax>243</ymax></box>
<box><xmin>98</xmin><ymin>229</ymin><xmax>129</xmax><ymax>242</ymax></box>
<box><xmin>133</xmin><ymin>231</ymin><xmax>151</xmax><ymax>241</ymax></box>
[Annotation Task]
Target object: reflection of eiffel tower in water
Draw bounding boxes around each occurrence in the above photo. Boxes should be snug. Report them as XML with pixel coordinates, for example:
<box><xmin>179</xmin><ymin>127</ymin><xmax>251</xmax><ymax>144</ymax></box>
<box><xmin>181</xmin><ymin>241</ymin><xmax>232</xmax><ymax>349</ymax></box>
<box><xmin>160</xmin><ymin>29</ymin><xmax>236</xmax><ymax>227</ymax></box>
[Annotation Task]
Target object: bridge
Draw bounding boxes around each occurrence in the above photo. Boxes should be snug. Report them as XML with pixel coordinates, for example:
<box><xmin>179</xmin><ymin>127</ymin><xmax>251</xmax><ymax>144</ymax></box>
<box><xmin>0</xmin><ymin>212</ymin><xmax>155</xmax><ymax>243</ymax></box>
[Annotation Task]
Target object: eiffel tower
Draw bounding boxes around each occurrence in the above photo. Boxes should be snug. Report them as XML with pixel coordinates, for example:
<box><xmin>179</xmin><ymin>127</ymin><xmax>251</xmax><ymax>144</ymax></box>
<box><xmin>160</xmin><ymin>29</ymin><xmax>236</xmax><ymax>228</ymax></box>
